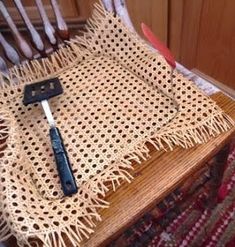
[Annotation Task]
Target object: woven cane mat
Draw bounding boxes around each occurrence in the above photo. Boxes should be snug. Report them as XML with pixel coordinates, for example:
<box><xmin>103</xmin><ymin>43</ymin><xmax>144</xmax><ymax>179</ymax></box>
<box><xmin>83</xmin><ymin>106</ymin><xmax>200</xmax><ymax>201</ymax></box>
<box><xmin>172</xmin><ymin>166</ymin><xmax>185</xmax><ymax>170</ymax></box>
<box><xmin>0</xmin><ymin>3</ymin><xmax>234</xmax><ymax>247</ymax></box>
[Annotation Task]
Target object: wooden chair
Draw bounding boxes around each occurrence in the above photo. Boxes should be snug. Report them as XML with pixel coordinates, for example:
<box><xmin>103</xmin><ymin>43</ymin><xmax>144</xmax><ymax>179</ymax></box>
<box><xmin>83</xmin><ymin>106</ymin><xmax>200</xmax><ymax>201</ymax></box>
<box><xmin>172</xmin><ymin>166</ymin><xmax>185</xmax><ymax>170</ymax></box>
<box><xmin>1</xmin><ymin>1</ymin><xmax>234</xmax><ymax>247</ymax></box>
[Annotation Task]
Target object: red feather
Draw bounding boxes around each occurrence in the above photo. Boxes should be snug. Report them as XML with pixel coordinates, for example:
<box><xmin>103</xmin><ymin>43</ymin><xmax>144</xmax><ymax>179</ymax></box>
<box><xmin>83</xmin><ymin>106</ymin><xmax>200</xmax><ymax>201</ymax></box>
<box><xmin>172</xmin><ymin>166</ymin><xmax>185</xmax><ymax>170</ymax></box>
<box><xmin>141</xmin><ymin>22</ymin><xmax>176</xmax><ymax>69</ymax></box>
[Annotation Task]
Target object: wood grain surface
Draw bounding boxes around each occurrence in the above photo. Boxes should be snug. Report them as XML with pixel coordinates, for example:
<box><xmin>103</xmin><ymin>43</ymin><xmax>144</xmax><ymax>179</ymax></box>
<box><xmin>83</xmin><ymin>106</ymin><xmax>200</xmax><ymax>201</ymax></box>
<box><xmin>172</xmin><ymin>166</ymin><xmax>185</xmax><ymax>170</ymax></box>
<box><xmin>82</xmin><ymin>92</ymin><xmax>235</xmax><ymax>247</ymax></box>
<box><xmin>168</xmin><ymin>0</ymin><xmax>183</xmax><ymax>61</ymax></box>
<box><xmin>1</xmin><ymin>93</ymin><xmax>235</xmax><ymax>246</ymax></box>
<box><xmin>169</xmin><ymin>0</ymin><xmax>235</xmax><ymax>90</ymax></box>
<box><xmin>195</xmin><ymin>0</ymin><xmax>235</xmax><ymax>90</ymax></box>
<box><xmin>126</xmin><ymin>0</ymin><xmax>168</xmax><ymax>44</ymax></box>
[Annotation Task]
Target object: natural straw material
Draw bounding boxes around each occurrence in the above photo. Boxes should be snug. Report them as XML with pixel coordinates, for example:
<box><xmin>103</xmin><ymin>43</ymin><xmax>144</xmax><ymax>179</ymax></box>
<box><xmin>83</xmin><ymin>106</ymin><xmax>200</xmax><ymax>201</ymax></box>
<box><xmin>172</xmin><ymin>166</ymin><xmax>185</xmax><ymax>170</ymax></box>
<box><xmin>0</xmin><ymin>3</ymin><xmax>234</xmax><ymax>247</ymax></box>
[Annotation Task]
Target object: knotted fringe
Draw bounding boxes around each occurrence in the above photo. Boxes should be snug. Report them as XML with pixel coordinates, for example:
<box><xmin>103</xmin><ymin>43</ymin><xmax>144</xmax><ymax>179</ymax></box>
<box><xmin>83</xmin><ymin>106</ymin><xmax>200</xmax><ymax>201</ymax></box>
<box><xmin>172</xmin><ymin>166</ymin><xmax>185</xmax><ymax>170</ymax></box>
<box><xmin>0</xmin><ymin>2</ymin><xmax>234</xmax><ymax>247</ymax></box>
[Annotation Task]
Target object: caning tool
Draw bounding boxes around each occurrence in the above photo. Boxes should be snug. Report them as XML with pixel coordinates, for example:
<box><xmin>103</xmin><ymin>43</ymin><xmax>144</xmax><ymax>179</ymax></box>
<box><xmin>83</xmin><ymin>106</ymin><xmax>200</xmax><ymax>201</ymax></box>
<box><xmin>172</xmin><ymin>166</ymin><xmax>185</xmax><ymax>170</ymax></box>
<box><xmin>23</xmin><ymin>78</ymin><xmax>78</xmax><ymax>196</ymax></box>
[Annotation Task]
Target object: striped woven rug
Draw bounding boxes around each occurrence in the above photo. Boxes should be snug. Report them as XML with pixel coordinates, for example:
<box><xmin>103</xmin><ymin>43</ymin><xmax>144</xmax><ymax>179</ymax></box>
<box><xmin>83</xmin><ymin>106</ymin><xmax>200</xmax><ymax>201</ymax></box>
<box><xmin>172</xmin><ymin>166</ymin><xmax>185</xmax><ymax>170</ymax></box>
<box><xmin>109</xmin><ymin>141</ymin><xmax>235</xmax><ymax>247</ymax></box>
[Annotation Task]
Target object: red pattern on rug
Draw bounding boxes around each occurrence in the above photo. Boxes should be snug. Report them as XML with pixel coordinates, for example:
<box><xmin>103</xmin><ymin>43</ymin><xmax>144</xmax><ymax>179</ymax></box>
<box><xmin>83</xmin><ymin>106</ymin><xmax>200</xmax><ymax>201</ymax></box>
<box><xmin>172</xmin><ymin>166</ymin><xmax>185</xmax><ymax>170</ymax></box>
<box><xmin>109</xmin><ymin>141</ymin><xmax>235</xmax><ymax>247</ymax></box>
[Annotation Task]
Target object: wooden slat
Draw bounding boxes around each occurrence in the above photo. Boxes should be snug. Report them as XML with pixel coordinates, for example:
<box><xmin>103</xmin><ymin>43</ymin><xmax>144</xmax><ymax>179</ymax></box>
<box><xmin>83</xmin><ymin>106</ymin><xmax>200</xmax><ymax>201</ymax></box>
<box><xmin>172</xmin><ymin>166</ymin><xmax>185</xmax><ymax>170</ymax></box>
<box><xmin>50</xmin><ymin>0</ymin><xmax>69</xmax><ymax>40</ymax></box>
<box><xmin>0</xmin><ymin>32</ymin><xmax>20</xmax><ymax>64</ymax></box>
<box><xmin>126</xmin><ymin>0</ymin><xmax>169</xmax><ymax>44</ymax></box>
<box><xmin>195</xmin><ymin>0</ymin><xmax>235</xmax><ymax>90</ymax></box>
<box><xmin>82</xmin><ymin>92</ymin><xmax>235</xmax><ymax>247</ymax></box>
<box><xmin>179</xmin><ymin>0</ymin><xmax>203</xmax><ymax>68</ymax></box>
<box><xmin>0</xmin><ymin>56</ymin><xmax>8</xmax><ymax>74</ymax></box>
<box><xmin>35</xmin><ymin>0</ymin><xmax>57</xmax><ymax>47</ymax></box>
<box><xmin>14</xmin><ymin>0</ymin><xmax>46</xmax><ymax>55</ymax></box>
<box><xmin>76</xmin><ymin>0</ymin><xmax>98</xmax><ymax>19</ymax></box>
<box><xmin>168</xmin><ymin>0</ymin><xmax>184</xmax><ymax>60</ymax></box>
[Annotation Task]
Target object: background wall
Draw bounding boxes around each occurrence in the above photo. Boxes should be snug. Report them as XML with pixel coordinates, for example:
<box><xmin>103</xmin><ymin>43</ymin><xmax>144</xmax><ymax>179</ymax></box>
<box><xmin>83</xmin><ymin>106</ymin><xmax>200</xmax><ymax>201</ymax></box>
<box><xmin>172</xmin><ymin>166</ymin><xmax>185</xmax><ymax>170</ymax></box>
<box><xmin>127</xmin><ymin>0</ymin><xmax>235</xmax><ymax>91</ymax></box>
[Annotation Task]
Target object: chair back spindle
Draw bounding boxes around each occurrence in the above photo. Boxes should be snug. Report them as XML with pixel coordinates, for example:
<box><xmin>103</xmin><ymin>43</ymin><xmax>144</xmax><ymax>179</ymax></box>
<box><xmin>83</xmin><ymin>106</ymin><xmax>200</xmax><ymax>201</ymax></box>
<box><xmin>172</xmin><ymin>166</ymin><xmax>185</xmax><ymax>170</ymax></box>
<box><xmin>50</xmin><ymin>0</ymin><xmax>69</xmax><ymax>41</ymax></box>
<box><xmin>0</xmin><ymin>32</ymin><xmax>20</xmax><ymax>65</ymax></box>
<box><xmin>14</xmin><ymin>0</ymin><xmax>46</xmax><ymax>57</ymax></box>
<box><xmin>35</xmin><ymin>0</ymin><xmax>58</xmax><ymax>48</ymax></box>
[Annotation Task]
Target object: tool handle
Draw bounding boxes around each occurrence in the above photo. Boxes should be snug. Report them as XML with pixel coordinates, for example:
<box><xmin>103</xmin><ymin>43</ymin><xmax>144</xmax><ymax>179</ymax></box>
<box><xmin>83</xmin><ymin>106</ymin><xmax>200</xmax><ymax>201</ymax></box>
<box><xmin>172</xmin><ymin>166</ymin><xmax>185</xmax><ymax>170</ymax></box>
<box><xmin>49</xmin><ymin>127</ymin><xmax>78</xmax><ymax>196</ymax></box>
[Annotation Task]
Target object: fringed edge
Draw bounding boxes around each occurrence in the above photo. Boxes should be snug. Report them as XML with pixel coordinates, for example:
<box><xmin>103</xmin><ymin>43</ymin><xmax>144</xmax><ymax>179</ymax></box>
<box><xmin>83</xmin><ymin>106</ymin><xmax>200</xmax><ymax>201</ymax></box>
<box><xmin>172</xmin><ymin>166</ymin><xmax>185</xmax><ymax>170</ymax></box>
<box><xmin>0</xmin><ymin>111</ymin><xmax>13</xmax><ymax>158</ymax></box>
<box><xmin>72</xmin><ymin>1</ymin><xmax>111</xmax><ymax>48</ymax></box>
<box><xmin>0</xmin><ymin>43</ymin><xmax>91</xmax><ymax>89</ymax></box>
<box><xmin>0</xmin><ymin>166</ymin><xmax>134</xmax><ymax>247</ymax></box>
<box><xmin>0</xmin><ymin>113</ymin><xmax>233</xmax><ymax>247</ymax></box>
<box><xmin>73</xmin><ymin>0</ymin><xmax>147</xmax><ymax>56</ymax></box>
<box><xmin>82</xmin><ymin>111</ymin><xmax>234</xmax><ymax>200</ymax></box>
<box><xmin>150</xmin><ymin>112</ymin><xmax>234</xmax><ymax>151</ymax></box>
